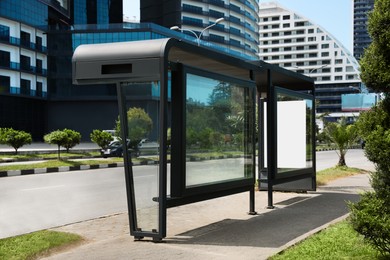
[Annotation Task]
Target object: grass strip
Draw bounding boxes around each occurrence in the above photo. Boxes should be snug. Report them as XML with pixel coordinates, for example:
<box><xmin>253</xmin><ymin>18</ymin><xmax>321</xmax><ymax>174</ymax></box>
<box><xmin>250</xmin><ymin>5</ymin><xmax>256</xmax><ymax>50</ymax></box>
<box><xmin>316</xmin><ymin>166</ymin><xmax>369</xmax><ymax>186</ymax></box>
<box><xmin>0</xmin><ymin>152</ymin><xmax>100</xmax><ymax>160</ymax></box>
<box><xmin>0</xmin><ymin>230</ymin><xmax>82</xmax><ymax>260</ymax></box>
<box><xmin>270</xmin><ymin>220</ymin><xmax>382</xmax><ymax>260</ymax></box>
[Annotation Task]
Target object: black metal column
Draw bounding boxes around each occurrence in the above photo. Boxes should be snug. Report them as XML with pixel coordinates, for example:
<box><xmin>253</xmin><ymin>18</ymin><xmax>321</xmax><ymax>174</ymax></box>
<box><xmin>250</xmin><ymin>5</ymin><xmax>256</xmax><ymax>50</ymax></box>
<box><xmin>266</xmin><ymin>69</ymin><xmax>276</xmax><ymax>209</ymax></box>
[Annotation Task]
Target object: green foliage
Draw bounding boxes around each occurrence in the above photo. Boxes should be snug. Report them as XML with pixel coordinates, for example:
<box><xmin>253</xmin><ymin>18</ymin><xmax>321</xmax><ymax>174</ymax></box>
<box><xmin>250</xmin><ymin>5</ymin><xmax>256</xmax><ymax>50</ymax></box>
<box><xmin>359</xmin><ymin>0</ymin><xmax>390</xmax><ymax>93</ymax></box>
<box><xmin>62</xmin><ymin>129</ymin><xmax>81</xmax><ymax>152</ymax></box>
<box><xmin>198</xmin><ymin>128</ymin><xmax>212</xmax><ymax>149</ymax></box>
<box><xmin>44</xmin><ymin>129</ymin><xmax>81</xmax><ymax>159</ymax></box>
<box><xmin>356</xmin><ymin>101</ymin><xmax>390</xmax><ymax>168</ymax></box>
<box><xmin>44</xmin><ymin>130</ymin><xmax>68</xmax><ymax>159</ymax></box>
<box><xmin>90</xmin><ymin>129</ymin><xmax>113</xmax><ymax>150</ymax></box>
<box><xmin>0</xmin><ymin>128</ymin><xmax>11</xmax><ymax>144</ymax></box>
<box><xmin>349</xmin><ymin>192</ymin><xmax>390</xmax><ymax>255</ymax></box>
<box><xmin>115</xmin><ymin>107</ymin><xmax>152</xmax><ymax>149</ymax></box>
<box><xmin>209</xmin><ymin>131</ymin><xmax>223</xmax><ymax>147</ymax></box>
<box><xmin>0</xmin><ymin>230</ymin><xmax>82</xmax><ymax>260</ymax></box>
<box><xmin>323</xmin><ymin>118</ymin><xmax>358</xmax><ymax>166</ymax></box>
<box><xmin>351</xmin><ymin>99</ymin><xmax>390</xmax><ymax>255</ymax></box>
<box><xmin>0</xmin><ymin>128</ymin><xmax>32</xmax><ymax>155</ymax></box>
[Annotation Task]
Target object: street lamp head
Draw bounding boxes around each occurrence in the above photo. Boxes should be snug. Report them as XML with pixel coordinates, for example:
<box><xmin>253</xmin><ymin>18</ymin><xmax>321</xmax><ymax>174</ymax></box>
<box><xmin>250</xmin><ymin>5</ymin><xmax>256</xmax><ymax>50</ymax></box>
<box><xmin>170</xmin><ymin>26</ymin><xmax>180</xmax><ymax>30</ymax></box>
<box><xmin>215</xmin><ymin>17</ymin><xmax>224</xmax><ymax>24</ymax></box>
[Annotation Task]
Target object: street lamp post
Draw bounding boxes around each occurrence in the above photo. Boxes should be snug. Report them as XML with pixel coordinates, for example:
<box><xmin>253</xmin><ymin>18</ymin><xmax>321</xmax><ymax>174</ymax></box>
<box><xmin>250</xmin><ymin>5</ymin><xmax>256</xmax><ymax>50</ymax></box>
<box><xmin>294</xmin><ymin>64</ymin><xmax>329</xmax><ymax>75</ymax></box>
<box><xmin>170</xmin><ymin>18</ymin><xmax>224</xmax><ymax>46</ymax></box>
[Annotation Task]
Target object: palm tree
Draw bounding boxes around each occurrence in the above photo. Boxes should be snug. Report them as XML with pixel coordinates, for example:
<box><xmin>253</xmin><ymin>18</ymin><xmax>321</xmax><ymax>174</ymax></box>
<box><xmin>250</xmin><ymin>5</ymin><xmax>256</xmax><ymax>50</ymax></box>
<box><xmin>323</xmin><ymin>118</ymin><xmax>358</xmax><ymax>167</ymax></box>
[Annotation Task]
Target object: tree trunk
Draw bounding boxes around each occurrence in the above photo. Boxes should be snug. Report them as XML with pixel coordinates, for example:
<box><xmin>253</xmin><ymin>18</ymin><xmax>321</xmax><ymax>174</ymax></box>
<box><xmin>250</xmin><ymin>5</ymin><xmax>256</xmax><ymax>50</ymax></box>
<box><xmin>57</xmin><ymin>145</ymin><xmax>61</xmax><ymax>160</ymax></box>
<box><xmin>338</xmin><ymin>153</ymin><xmax>346</xmax><ymax>167</ymax></box>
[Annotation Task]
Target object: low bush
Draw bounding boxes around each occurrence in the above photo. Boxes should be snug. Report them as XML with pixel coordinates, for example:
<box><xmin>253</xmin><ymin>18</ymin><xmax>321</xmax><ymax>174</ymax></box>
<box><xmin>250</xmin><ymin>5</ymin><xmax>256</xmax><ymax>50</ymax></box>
<box><xmin>349</xmin><ymin>191</ymin><xmax>390</xmax><ymax>255</ymax></box>
<box><xmin>0</xmin><ymin>128</ymin><xmax>32</xmax><ymax>155</ymax></box>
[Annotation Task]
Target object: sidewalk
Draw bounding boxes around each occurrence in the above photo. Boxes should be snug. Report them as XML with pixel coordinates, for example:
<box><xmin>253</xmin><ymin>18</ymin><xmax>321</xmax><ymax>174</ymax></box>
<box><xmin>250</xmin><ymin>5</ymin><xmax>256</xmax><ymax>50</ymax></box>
<box><xmin>43</xmin><ymin>173</ymin><xmax>372</xmax><ymax>260</ymax></box>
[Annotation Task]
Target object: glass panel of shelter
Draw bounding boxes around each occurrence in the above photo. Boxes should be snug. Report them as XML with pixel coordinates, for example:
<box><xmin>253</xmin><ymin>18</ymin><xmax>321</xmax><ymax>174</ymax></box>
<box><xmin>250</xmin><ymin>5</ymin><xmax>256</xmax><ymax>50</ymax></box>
<box><xmin>119</xmin><ymin>81</ymin><xmax>160</xmax><ymax>234</ymax></box>
<box><xmin>185</xmin><ymin>73</ymin><xmax>254</xmax><ymax>187</ymax></box>
<box><xmin>275</xmin><ymin>87</ymin><xmax>313</xmax><ymax>175</ymax></box>
<box><xmin>262</xmin><ymin>87</ymin><xmax>314</xmax><ymax>176</ymax></box>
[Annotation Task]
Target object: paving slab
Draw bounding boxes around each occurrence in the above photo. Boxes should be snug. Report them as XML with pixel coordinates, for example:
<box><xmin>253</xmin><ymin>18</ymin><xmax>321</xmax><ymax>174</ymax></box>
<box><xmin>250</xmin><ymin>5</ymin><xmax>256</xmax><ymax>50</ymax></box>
<box><xmin>42</xmin><ymin>174</ymin><xmax>371</xmax><ymax>260</ymax></box>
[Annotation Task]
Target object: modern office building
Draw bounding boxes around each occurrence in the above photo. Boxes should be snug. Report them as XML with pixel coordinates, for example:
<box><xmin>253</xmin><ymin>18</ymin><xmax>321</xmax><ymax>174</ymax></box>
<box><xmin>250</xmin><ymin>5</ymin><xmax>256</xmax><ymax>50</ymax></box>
<box><xmin>258</xmin><ymin>2</ymin><xmax>363</xmax><ymax>115</ymax></box>
<box><xmin>140</xmin><ymin>0</ymin><xmax>260</xmax><ymax>59</ymax></box>
<box><xmin>0</xmin><ymin>0</ymin><xmax>260</xmax><ymax>140</ymax></box>
<box><xmin>0</xmin><ymin>0</ymin><xmax>164</xmax><ymax>140</ymax></box>
<box><xmin>353</xmin><ymin>0</ymin><xmax>374</xmax><ymax>61</ymax></box>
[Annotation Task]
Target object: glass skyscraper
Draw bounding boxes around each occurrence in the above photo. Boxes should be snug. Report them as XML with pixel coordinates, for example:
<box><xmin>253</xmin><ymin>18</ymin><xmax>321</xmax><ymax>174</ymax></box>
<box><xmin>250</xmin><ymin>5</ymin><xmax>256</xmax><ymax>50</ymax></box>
<box><xmin>353</xmin><ymin>0</ymin><xmax>374</xmax><ymax>61</ymax></box>
<box><xmin>0</xmin><ymin>0</ymin><xmax>164</xmax><ymax>139</ymax></box>
<box><xmin>141</xmin><ymin>0</ymin><xmax>260</xmax><ymax>60</ymax></box>
<box><xmin>1</xmin><ymin>0</ymin><xmax>259</xmax><ymax>140</ymax></box>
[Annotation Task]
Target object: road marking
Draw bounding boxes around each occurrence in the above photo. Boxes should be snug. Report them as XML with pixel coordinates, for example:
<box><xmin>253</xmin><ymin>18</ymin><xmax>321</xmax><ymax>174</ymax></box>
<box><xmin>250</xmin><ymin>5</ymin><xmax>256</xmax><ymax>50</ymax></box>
<box><xmin>21</xmin><ymin>185</ymin><xmax>65</xmax><ymax>191</ymax></box>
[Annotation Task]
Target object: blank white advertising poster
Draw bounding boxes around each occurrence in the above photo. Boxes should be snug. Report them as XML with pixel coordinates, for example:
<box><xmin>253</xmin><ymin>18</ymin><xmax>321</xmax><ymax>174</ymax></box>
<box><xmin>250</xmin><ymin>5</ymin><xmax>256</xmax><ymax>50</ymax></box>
<box><xmin>263</xmin><ymin>100</ymin><xmax>307</xmax><ymax>169</ymax></box>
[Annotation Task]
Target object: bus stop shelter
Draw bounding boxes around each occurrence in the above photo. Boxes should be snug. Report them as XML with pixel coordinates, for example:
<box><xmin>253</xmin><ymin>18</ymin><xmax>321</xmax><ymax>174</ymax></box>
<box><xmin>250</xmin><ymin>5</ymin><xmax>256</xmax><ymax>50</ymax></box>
<box><xmin>72</xmin><ymin>38</ymin><xmax>315</xmax><ymax>241</ymax></box>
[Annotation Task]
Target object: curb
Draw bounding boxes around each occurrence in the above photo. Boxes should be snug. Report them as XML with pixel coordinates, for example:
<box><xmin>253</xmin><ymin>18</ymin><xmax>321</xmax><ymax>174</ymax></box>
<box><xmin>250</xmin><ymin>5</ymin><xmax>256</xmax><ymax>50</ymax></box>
<box><xmin>0</xmin><ymin>155</ymin><xmax>243</xmax><ymax>178</ymax></box>
<box><xmin>0</xmin><ymin>162</ymin><xmax>125</xmax><ymax>177</ymax></box>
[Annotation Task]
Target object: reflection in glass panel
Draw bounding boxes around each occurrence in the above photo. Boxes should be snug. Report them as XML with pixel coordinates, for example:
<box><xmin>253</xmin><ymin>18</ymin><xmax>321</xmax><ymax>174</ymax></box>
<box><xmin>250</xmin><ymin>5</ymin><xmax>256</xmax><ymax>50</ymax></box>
<box><xmin>276</xmin><ymin>88</ymin><xmax>313</xmax><ymax>174</ymax></box>
<box><xmin>185</xmin><ymin>73</ymin><xmax>254</xmax><ymax>187</ymax></box>
<box><xmin>120</xmin><ymin>82</ymin><xmax>160</xmax><ymax>233</ymax></box>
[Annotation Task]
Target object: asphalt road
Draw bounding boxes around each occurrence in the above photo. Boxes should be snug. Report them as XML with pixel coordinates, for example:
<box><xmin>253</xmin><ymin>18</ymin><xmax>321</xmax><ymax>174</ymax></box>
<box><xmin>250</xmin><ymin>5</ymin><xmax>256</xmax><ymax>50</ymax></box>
<box><xmin>0</xmin><ymin>149</ymin><xmax>374</xmax><ymax>239</ymax></box>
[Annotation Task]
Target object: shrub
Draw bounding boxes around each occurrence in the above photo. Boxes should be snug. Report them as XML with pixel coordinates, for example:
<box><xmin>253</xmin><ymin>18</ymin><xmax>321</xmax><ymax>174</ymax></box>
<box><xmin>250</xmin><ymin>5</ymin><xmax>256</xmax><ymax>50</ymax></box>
<box><xmin>90</xmin><ymin>130</ymin><xmax>113</xmax><ymax>150</ymax></box>
<box><xmin>349</xmin><ymin>192</ymin><xmax>390</xmax><ymax>255</ymax></box>
<box><xmin>198</xmin><ymin>128</ymin><xmax>212</xmax><ymax>149</ymax></box>
<box><xmin>62</xmin><ymin>129</ymin><xmax>81</xmax><ymax>152</ymax></box>
<box><xmin>1</xmin><ymin>128</ymin><xmax>32</xmax><ymax>155</ymax></box>
<box><xmin>44</xmin><ymin>130</ymin><xmax>68</xmax><ymax>159</ymax></box>
<box><xmin>115</xmin><ymin>107</ymin><xmax>152</xmax><ymax>150</ymax></box>
<box><xmin>44</xmin><ymin>129</ymin><xmax>81</xmax><ymax>159</ymax></box>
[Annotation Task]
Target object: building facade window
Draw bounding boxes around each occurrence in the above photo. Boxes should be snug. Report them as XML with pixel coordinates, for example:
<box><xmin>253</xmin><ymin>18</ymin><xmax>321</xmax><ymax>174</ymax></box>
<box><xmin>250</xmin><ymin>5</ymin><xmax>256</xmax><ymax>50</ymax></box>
<box><xmin>20</xmin><ymin>79</ymin><xmax>30</xmax><ymax>95</ymax></box>
<box><xmin>0</xmin><ymin>50</ymin><xmax>10</xmax><ymax>67</ymax></box>
<box><xmin>0</xmin><ymin>24</ymin><xmax>10</xmax><ymax>41</ymax></box>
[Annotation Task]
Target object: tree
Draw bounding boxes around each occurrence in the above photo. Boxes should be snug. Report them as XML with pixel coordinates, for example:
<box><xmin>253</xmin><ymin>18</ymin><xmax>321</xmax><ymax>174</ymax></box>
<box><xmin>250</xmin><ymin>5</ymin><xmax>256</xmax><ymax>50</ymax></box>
<box><xmin>44</xmin><ymin>129</ymin><xmax>81</xmax><ymax>157</ymax></box>
<box><xmin>62</xmin><ymin>129</ymin><xmax>81</xmax><ymax>152</ymax></box>
<box><xmin>323</xmin><ymin>118</ymin><xmax>358</xmax><ymax>167</ymax></box>
<box><xmin>90</xmin><ymin>130</ymin><xmax>113</xmax><ymax>150</ymax></box>
<box><xmin>1</xmin><ymin>128</ymin><xmax>32</xmax><ymax>155</ymax></box>
<box><xmin>359</xmin><ymin>0</ymin><xmax>390</xmax><ymax>93</ymax></box>
<box><xmin>349</xmin><ymin>1</ymin><xmax>390</xmax><ymax>254</ymax></box>
<box><xmin>350</xmin><ymin>101</ymin><xmax>390</xmax><ymax>255</ymax></box>
<box><xmin>44</xmin><ymin>130</ymin><xmax>68</xmax><ymax>159</ymax></box>
<box><xmin>115</xmin><ymin>108</ymin><xmax>152</xmax><ymax>151</ymax></box>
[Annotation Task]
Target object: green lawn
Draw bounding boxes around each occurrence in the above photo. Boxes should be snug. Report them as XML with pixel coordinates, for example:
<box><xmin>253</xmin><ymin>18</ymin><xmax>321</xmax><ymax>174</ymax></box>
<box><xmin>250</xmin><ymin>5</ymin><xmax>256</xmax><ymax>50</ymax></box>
<box><xmin>0</xmin><ymin>230</ymin><xmax>82</xmax><ymax>260</ymax></box>
<box><xmin>316</xmin><ymin>166</ymin><xmax>369</xmax><ymax>186</ymax></box>
<box><xmin>270</xmin><ymin>220</ymin><xmax>383</xmax><ymax>260</ymax></box>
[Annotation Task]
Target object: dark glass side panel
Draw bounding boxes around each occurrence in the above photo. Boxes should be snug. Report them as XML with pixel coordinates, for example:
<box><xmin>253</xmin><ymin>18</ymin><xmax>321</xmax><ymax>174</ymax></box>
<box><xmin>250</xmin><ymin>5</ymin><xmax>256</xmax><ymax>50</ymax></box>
<box><xmin>185</xmin><ymin>73</ymin><xmax>254</xmax><ymax>188</ymax></box>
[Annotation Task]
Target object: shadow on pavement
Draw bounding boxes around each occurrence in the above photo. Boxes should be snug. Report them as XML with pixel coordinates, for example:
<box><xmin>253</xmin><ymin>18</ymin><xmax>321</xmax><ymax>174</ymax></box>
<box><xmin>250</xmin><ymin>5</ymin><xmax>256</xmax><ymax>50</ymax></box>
<box><xmin>166</xmin><ymin>192</ymin><xmax>360</xmax><ymax>248</ymax></box>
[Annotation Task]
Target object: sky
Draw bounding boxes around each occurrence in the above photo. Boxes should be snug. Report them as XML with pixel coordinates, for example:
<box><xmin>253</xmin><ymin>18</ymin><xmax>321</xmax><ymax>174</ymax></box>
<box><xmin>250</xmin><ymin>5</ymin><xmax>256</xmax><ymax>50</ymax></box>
<box><xmin>123</xmin><ymin>0</ymin><xmax>353</xmax><ymax>53</ymax></box>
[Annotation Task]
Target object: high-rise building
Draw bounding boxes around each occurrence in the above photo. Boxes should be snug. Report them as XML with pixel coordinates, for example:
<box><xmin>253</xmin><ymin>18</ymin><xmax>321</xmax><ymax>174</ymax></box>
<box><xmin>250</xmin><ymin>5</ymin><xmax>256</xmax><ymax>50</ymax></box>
<box><xmin>353</xmin><ymin>0</ymin><xmax>374</xmax><ymax>61</ymax></box>
<box><xmin>140</xmin><ymin>0</ymin><xmax>260</xmax><ymax>59</ymax></box>
<box><xmin>0</xmin><ymin>0</ymin><xmax>169</xmax><ymax>139</ymax></box>
<box><xmin>1</xmin><ymin>0</ymin><xmax>259</xmax><ymax>140</ymax></box>
<box><xmin>258</xmin><ymin>2</ymin><xmax>362</xmax><ymax>115</ymax></box>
